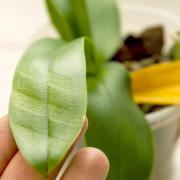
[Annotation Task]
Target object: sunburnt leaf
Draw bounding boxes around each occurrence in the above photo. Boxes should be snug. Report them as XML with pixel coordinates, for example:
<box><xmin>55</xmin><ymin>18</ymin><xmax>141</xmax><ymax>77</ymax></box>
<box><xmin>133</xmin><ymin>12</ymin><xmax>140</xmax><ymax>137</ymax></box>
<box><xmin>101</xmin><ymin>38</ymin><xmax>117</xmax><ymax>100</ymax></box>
<box><xmin>9</xmin><ymin>38</ymin><xmax>88</xmax><ymax>176</ymax></box>
<box><xmin>86</xmin><ymin>62</ymin><xmax>154</xmax><ymax>180</ymax></box>
<box><xmin>46</xmin><ymin>0</ymin><xmax>121</xmax><ymax>59</ymax></box>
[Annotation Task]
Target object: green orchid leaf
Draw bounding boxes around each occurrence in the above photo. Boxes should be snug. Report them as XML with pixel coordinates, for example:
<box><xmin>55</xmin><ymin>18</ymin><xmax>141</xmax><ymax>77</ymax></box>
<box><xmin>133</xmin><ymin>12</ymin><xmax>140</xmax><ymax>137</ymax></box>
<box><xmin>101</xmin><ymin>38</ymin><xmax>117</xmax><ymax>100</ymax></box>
<box><xmin>46</xmin><ymin>0</ymin><xmax>121</xmax><ymax>59</ymax></box>
<box><xmin>46</xmin><ymin>0</ymin><xmax>76</xmax><ymax>41</ymax></box>
<box><xmin>9</xmin><ymin>37</ymin><xmax>88</xmax><ymax>176</ymax></box>
<box><xmin>170</xmin><ymin>32</ymin><xmax>180</xmax><ymax>60</ymax></box>
<box><xmin>86</xmin><ymin>62</ymin><xmax>154</xmax><ymax>180</ymax></box>
<box><xmin>171</xmin><ymin>42</ymin><xmax>180</xmax><ymax>60</ymax></box>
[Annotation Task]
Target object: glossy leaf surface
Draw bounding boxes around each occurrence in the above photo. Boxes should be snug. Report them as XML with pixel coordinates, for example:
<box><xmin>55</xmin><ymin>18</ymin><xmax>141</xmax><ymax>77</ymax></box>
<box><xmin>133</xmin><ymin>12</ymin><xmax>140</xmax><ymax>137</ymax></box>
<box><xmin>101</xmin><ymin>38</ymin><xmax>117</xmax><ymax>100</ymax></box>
<box><xmin>46</xmin><ymin>0</ymin><xmax>121</xmax><ymax>59</ymax></box>
<box><xmin>9</xmin><ymin>38</ymin><xmax>87</xmax><ymax>176</ymax></box>
<box><xmin>86</xmin><ymin>62</ymin><xmax>154</xmax><ymax>180</ymax></box>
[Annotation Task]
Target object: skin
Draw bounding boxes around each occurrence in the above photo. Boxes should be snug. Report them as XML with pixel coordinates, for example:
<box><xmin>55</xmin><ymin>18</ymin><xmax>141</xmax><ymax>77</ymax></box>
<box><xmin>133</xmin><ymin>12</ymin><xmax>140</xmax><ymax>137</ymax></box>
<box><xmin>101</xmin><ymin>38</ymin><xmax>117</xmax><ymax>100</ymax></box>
<box><xmin>0</xmin><ymin>116</ymin><xmax>109</xmax><ymax>180</ymax></box>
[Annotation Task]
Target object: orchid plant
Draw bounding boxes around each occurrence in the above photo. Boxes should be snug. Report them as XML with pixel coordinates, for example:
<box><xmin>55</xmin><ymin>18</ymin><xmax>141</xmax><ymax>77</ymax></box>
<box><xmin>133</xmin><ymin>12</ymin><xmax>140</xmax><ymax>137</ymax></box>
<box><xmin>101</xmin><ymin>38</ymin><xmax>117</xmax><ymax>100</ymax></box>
<box><xmin>9</xmin><ymin>0</ymin><xmax>154</xmax><ymax>179</ymax></box>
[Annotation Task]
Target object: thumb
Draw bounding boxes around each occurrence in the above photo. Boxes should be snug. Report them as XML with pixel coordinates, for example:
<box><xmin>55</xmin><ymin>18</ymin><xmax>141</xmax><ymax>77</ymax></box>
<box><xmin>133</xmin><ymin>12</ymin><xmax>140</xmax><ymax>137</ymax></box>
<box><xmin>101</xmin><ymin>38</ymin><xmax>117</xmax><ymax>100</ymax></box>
<box><xmin>61</xmin><ymin>147</ymin><xmax>109</xmax><ymax>180</ymax></box>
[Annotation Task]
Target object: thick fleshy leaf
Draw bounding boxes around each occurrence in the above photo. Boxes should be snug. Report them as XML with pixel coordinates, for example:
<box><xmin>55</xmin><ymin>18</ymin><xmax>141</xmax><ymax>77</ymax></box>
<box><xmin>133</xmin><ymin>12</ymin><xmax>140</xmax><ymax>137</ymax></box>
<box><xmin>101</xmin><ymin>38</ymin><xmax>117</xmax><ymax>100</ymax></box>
<box><xmin>46</xmin><ymin>0</ymin><xmax>121</xmax><ymax>59</ymax></box>
<box><xmin>86</xmin><ymin>62</ymin><xmax>154</xmax><ymax>180</ymax></box>
<box><xmin>9</xmin><ymin>38</ymin><xmax>88</xmax><ymax>176</ymax></box>
<box><xmin>171</xmin><ymin>42</ymin><xmax>180</xmax><ymax>60</ymax></box>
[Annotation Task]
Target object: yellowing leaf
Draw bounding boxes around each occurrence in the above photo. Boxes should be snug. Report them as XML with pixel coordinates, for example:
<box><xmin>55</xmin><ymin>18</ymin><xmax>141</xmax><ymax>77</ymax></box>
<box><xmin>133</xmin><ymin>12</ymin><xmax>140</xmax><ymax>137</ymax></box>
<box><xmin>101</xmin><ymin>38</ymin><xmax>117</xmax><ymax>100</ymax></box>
<box><xmin>131</xmin><ymin>61</ymin><xmax>180</xmax><ymax>105</ymax></box>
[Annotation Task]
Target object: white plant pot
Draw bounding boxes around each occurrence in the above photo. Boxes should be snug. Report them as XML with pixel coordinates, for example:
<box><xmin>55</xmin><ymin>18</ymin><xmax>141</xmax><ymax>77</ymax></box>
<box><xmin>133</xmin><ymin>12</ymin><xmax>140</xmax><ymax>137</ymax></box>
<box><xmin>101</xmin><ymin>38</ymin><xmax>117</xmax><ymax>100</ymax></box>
<box><xmin>120</xmin><ymin>3</ymin><xmax>180</xmax><ymax>179</ymax></box>
<box><xmin>146</xmin><ymin>106</ymin><xmax>180</xmax><ymax>180</ymax></box>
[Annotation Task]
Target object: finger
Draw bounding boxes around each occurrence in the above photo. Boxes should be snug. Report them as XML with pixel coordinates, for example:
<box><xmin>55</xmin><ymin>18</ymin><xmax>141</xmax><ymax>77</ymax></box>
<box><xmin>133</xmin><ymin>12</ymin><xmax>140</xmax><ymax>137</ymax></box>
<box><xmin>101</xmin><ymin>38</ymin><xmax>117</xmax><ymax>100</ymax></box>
<box><xmin>0</xmin><ymin>115</ymin><xmax>17</xmax><ymax>175</ymax></box>
<box><xmin>1</xmin><ymin>119</ymin><xmax>88</xmax><ymax>180</ymax></box>
<box><xmin>61</xmin><ymin>147</ymin><xmax>109</xmax><ymax>180</ymax></box>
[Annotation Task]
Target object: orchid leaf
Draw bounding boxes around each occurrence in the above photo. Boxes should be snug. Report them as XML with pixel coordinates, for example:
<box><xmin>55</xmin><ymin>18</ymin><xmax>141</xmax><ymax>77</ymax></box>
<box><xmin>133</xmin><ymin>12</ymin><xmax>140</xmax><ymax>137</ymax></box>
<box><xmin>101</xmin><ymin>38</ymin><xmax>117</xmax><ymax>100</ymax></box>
<box><xmin>86</xmin><ymin>62</ymin><xmax>154</xmax><ymax>180</ymax></box>
<box><xmin>9</xmin><ymin>38</ymin><xmax>88</xmax><ymax>176</ymax></box>
<box><xmin>170</xmin><ymin>32</ymin><xmax>180</xmax><ymax>60</ymax></box>
<box><xmin>46</xmin><ymin>0</ymin><xmax>121</xmax><ymax>59</ymax></box>
<box><xmin>171</xmin><ymin>42</ymin><xmax>180</xmax><ymax>60</ymax></box>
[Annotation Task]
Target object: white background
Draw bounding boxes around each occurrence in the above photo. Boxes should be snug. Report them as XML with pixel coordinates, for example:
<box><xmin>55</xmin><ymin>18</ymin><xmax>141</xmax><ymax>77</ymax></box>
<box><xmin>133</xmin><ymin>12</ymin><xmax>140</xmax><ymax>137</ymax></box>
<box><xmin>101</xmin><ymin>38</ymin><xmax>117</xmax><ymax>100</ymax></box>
<box><xmin>0</xmin><ymin>0</ymin><xmax>180</xmax><ymax>179</ymax></box>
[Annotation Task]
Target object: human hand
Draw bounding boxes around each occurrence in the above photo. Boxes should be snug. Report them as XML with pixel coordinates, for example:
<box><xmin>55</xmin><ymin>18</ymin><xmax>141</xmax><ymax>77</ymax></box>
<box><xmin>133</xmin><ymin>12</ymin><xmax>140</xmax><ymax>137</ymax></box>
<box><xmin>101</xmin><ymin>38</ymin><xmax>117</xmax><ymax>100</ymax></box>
<box><xmin>0</xmin><ymin>116</ymin><xmax>109</xmax><ymax>180</ymax></box>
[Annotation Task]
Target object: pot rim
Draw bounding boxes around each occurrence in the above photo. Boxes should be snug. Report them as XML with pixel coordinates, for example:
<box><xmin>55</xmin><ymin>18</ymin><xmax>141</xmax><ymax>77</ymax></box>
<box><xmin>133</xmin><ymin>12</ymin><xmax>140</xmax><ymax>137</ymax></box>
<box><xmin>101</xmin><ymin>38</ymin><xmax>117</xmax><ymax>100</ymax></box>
<box><xmin>146</xmin><ymin>105</ymin><xmax>180</xmax><ymax>129</ymax></box>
